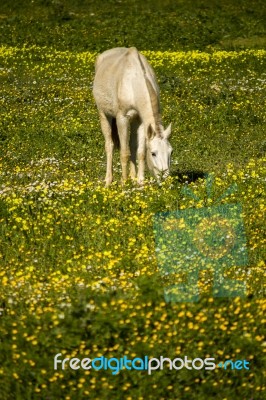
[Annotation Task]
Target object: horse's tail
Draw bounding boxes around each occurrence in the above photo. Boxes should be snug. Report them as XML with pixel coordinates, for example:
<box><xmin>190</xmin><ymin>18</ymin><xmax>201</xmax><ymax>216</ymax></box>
<box><xmin>111</xmin><ymin>118</ymin><xmax>120</xmax><ymax>149</ymax></box>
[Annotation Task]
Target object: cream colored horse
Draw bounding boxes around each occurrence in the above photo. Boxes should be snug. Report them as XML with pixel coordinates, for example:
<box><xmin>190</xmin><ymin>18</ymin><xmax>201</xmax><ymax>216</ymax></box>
<box><xmin>93</xmin><ymin>47</ymin><xmax>172</xmax><ymax>186</ymax></box>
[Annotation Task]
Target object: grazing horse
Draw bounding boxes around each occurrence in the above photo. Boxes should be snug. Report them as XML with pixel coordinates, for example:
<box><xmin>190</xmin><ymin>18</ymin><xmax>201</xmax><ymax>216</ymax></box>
<box><xmin>93</xmin><ymin>47</ymin><xmax>172</xmax><ymax>186</ymax></box>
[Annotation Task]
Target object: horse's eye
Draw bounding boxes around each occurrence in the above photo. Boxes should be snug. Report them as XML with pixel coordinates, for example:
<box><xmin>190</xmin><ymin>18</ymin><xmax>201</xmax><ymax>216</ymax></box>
<box><xmin>151</xmin><ymin>152</ymin><xmax>156</xmax><ymax>157</ymax></box>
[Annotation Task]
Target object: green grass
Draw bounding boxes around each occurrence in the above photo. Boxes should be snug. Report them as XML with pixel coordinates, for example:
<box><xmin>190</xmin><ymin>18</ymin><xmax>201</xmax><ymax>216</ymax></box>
<box><xmin>0</xmin><ymin>0</ymin><xmax>266</xmax><ymax>51</ymax></box>
<box><xmin>0</xmin><ymin>1</ymin><xmax>265</xmax><ymax>399</ymax></box>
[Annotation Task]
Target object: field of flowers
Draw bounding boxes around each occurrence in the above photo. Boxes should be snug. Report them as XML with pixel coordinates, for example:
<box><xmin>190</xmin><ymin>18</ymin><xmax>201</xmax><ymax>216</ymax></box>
<box><xmin>0</xmin><ymin>1</ymin><xmax>266</xmax><ymax>399</ymax></box>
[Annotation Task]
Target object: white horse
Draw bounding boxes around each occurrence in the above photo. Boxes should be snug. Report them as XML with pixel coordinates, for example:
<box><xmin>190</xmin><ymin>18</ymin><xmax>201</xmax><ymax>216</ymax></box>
<box><xmin>93</xmin><ymin>47</ymin><xmax>172</xmax><ymax>186</ymax></box>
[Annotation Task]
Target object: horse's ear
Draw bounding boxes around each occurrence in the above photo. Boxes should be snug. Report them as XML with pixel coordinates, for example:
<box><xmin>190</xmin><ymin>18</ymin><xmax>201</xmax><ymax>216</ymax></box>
<box><xmin>147</xmin><ymin>124</ymin><xmax>155</xmax><ymax>140</ymax></box>
<box><xmin>163</xmin><ymin>123</ymin><xmax>172</xmax><ymax>139</ymax></box>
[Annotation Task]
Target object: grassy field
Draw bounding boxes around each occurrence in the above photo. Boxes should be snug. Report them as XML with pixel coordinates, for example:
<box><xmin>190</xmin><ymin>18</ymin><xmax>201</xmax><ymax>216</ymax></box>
<box><xmin>0</xmin><ymin>1</ymin><xmax>265</xmax><ymax>399</ymax></box>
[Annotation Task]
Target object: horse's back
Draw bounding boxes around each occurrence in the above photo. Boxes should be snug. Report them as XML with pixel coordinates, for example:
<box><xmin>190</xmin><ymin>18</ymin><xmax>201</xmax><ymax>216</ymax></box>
<box><xmin>93</xmin><ymin>47</ymin><xmax>143</xmax><ymax>115</ymax></box>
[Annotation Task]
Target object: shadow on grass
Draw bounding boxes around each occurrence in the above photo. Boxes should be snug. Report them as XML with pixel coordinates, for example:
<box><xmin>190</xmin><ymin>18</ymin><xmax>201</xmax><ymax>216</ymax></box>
<box><xmin>171</xmin><ymin>169</ymin><xmax>207</xmax><ymax>183</ymax></box>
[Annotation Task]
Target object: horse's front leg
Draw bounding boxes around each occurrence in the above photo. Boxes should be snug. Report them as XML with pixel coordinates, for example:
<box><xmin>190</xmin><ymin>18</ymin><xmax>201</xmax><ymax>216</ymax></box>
<box><xmin>129</xmin><ymin>119</ymin><xmax>140</xmax><ymax>181</ymax></box>
<box><xmin>137</xmin><ymin>124</ymin><xmax>146</xmax><ymax>185</ymax></box>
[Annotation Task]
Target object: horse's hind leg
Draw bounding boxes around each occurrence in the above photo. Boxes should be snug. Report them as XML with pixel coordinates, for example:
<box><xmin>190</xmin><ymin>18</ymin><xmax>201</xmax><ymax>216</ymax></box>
<box><xmin>99</xmin><ymin>112</ymin><xmax>113</xmax><ymax>186</ymax></box>
<box><xmin>116</xmin><ymin>113</ymin><xmax>130</xmax><ymax>184</ymax></box>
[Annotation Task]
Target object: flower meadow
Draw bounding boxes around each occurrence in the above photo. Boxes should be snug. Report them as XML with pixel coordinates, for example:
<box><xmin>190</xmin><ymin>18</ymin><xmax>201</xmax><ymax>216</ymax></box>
<box><xmin>0</xmin><ymin>1</ymin><xmax>266</xmax><ymax>399</ymax></box>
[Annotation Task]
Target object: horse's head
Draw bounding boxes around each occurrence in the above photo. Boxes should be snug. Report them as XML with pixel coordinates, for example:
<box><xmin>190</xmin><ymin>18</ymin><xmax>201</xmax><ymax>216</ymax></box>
<box><xmin>146</xmin><ymin>123</ymin><xmax>172</xmax><ymax>180</ymax></box>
